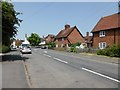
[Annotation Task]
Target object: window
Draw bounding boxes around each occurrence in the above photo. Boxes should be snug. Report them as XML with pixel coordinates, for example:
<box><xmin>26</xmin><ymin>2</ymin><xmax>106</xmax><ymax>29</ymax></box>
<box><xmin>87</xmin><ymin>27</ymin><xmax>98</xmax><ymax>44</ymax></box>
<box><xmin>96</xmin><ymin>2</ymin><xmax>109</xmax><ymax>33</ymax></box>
<box><xmin>62</xmin><ymin>38</ymin><xmax>64</xmax><ymax>41</ymax></box>
<box><xmin>99</xmin><ymin>31</ymin><xmax>105</xmax><ymax>37</ymax></box>
<box><xmin>56</xmin><ymin>39</ymin><xmax>58</xmax><ymax>42</ymax></box>
<box><xmin>61</xmin><ymin>44</ymin><xmax>64</xmax><ymax>48</ymax></box>
<box><xmin>99</xmin><ymin>42</ymin><xmax>106</xmax><ymax>49</ymax></box>
<box><xmin>56</xmin><ymin>44</ymin><xmax>58</xmax><ymax>48</ymax></box>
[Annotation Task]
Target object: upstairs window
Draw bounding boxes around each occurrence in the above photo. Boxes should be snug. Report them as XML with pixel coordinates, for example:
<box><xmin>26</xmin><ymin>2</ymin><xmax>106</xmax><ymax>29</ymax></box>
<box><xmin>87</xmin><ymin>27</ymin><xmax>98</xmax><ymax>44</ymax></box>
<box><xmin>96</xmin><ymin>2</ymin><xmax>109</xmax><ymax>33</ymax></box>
<box><xmin>99</xmin><ymin>31</ymin><xmax>105</xmax><ymax>37</ymax></box>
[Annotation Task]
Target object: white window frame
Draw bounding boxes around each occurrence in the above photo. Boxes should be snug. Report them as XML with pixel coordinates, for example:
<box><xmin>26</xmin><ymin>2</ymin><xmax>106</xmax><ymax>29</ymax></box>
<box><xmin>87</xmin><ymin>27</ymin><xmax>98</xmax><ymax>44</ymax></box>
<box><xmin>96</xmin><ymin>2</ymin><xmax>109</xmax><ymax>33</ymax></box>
<box><xmin>56</xmin><ymin>44</ymin><xmax>58</xmax><ymax>48</ymax></box>
<box><xmin>56</xmin><ymin>39</ymin><xmax>58</xmax><ymax>42</ymax></box>
<box><xmin>61</xmin><ymin>44</ymin><xmax>64</xmax><ymax>48</ymax></box>
<box><xmin>62</xmin><ymin>38</ymin><xmax>64</xmax><ymax>41</ymax></box>
<box><xmin>99</xmin><ymin>42</ymin><xmax>106</xmax><ymax>49</ymax></box>
<box><xmin>99</xmin><ymin>31</ymin><xmax>105</xmax><ymax>37</ymax></box>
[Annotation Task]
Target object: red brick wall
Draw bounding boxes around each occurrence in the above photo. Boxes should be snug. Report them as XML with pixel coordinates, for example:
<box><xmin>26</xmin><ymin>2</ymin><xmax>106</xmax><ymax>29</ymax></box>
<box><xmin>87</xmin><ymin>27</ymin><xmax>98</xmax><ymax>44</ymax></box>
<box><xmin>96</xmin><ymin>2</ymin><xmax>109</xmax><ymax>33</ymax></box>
<box><xmin>55</xmin><ymin>38</ymin><xmax>69</xmax><ymax>47</ymax></box>
<box><xmin>92</xmin><ymin>28</ymin><xmax>120</xmax><ymax>48</ymax></box>
<box><xmin>68</xmin><ymin>28</ymin><xmax>84</xmax><ymax>44</ymax></box>
<box><xmin>45</xmin><ymin>36</ymin><xmax>51</xmax><ymax>44</ymax></box>
<box><xmin>55</xmin><ymin>28</ymin><xmax>84</xmax><ymax>47</ymax></box>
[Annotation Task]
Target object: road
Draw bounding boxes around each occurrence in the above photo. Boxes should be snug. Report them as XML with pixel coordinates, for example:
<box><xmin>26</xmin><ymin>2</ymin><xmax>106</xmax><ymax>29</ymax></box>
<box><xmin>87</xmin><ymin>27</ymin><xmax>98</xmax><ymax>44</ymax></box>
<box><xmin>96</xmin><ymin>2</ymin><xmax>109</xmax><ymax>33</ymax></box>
<box><xmin>2</xmin><ymin>51</ymin><xmax>29</xmax><ymax>88</ymax></box>
<box><xmin>23</xmin><ymin>48</ymin><xmax>119</xmax><ymax>88</ymax></box>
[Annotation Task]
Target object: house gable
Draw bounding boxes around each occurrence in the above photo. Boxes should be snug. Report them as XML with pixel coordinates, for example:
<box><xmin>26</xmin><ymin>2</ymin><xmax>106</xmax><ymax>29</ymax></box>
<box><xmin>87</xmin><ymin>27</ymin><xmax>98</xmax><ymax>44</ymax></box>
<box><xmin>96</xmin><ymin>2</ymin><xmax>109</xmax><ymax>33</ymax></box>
<box><xmin>91</xmin><ymin>13</ymin><xmax>120</xmax><ymax>48</ymax></box>
<box><xmin>67</xmin><ymin>26</ymin><xmax>84</xmax><ymax>44</ymax></box>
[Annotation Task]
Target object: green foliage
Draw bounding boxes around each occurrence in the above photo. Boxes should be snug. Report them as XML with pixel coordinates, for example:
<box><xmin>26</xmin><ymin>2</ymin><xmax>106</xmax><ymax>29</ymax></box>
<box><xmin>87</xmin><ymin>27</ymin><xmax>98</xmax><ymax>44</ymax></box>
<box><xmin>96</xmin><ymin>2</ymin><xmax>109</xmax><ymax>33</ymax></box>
<box><xmin>70</xmin><ymin>45</ymin><xmax>77</xmax><ymax>53</ymax></box>
<box><xmin>75</xmin><ymin>42</ymin><xmax>81</xmax><ymax>46</ymax></box>
<box><xmin>0</xmin><ymin>44</ymin><xmax>10</xmax><ymax>53</ymax></box>
<box><xmin>97</xmin><ymin>44</ymin><xmax>120</xmax><ymax>57</ymax></box>
<box><xmin>69</xmin><ymin>42</ymin><xmax>81</xmax><ymax>47</ymax></box>
<box><xmin>47</xmin><ymin>42</ymin><xmax>56</xmax><ymax>49</ymax></box>
<box><xmin>1</xmin><ymin>1</ymin><xmax>22</xmax><ymax>46</ymax></box>
<box><xmin>69</xmin><ymin>42</ymin><xmax>81</xmax><ymax>53</ymax></box>
<box><xmin>27</xmin><ymin>33</ymin><xmax>41</xmax><ymax>46</ymax></box>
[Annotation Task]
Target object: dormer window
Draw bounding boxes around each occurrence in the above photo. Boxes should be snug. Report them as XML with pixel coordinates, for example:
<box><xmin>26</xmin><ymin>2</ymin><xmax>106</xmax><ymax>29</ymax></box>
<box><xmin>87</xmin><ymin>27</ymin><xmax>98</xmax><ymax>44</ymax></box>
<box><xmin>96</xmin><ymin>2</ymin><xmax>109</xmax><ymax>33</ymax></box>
<box><xmin>99</xmin><ymin>31</ymin><xmax>105</xmax><ymax>37</ymax></box>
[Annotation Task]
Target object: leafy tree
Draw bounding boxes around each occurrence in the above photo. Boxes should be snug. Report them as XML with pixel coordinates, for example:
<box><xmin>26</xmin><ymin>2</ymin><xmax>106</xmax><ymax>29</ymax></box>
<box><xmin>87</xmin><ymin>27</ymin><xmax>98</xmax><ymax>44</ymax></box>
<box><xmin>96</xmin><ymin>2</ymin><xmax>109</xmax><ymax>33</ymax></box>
<box><xmin>1</xmin><ymin>1</ymin><xmax>22</xmax><ymax>46</ymax></box>
<box><xmin>47</xmin><ymin>42</ymin><xmax>56</xmax><ymax>49</ymax></box>
<box><xmin>27</xmin><ymin>33</ymin><xmax>41</xmax><ymax>46</ymax></box>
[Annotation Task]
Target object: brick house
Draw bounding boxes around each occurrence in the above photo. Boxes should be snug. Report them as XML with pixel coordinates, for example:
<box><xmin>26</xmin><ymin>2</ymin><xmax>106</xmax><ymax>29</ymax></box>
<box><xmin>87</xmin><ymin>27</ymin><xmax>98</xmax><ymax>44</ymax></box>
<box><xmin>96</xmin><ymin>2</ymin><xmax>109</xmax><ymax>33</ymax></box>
<box><xmin>91</xmin><ymin>13</ymin><xmax>120</xmax><ymax>49</ymax></box>
<box><xmin>55</xmin><ymin>24</ymin><xmax>84</xmax><ymax>48</ymax></box>
<box><xmin>84</xmin><ymin>32</ymin><xmax>93</xmax><ymax>48</ymax></box>
<box><xmin>45</xmin><ymin>34</ymin><xmax>55</xmax><ymax>44</ymax></box>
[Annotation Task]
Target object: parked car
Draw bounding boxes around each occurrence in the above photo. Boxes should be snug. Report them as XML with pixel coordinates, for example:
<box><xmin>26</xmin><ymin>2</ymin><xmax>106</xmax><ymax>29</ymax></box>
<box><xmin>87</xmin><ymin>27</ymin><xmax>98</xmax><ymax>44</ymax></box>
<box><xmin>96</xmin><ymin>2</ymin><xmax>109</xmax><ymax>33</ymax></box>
<box><xmin>20</xmin><ymin>44</ymin><xmax>32</xmax><ymax>54</ymax></box>
<box><xmin>41</xmin><ymin>45</ymin><xmax>47</xmax><ymax>49</ymax></box>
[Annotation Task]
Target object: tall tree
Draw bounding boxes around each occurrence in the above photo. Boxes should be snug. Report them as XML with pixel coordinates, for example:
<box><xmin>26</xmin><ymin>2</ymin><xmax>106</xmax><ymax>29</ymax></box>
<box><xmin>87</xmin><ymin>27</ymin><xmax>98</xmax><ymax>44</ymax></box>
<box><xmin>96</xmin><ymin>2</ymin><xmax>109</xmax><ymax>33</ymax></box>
<box><xmin>27</xmin><ymin>33</ymin><xmax>41</xmax><ymax>46</ymax></box>
<box><xmin>1</xmin><ymin>1</ymin><xmax>22</xmax><ymax>46</ymax></box>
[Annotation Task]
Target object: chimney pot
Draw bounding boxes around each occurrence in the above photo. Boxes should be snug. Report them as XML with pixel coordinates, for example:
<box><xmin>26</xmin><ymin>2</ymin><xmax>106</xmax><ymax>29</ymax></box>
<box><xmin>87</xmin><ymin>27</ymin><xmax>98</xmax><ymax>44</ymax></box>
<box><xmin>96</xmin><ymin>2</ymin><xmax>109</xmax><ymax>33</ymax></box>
<box><xmin>65</xmin><ymin>24</ymin><xmax>70</xmax><ymax>30</ymax></box>
<box><xmin>86</xmin><ymin>32</ymin><xmax>89</xmax><ymax>36</ymax></box>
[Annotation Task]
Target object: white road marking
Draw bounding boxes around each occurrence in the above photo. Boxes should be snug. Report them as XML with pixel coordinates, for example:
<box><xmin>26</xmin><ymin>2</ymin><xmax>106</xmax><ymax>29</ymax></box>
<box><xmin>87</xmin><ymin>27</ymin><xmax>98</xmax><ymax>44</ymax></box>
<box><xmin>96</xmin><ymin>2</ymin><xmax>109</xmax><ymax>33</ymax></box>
<box><xmin>82</xmin><ymin>67</ymin><xmax>120</xmax><ymax>83</ymax></box>
<box><xmin>53</xmin><ymin>57</ymin><xmax>68</xmax><ymax>64</ymax></box>
<box><xmin>43</xmin><ymin>54</ymin><xmax>51</xmax><ymax>58</ymax></box>
<box><xmin>44</xmin><ymin>51</ymin><xmax>47</xmax><ymax>53</ymax></box>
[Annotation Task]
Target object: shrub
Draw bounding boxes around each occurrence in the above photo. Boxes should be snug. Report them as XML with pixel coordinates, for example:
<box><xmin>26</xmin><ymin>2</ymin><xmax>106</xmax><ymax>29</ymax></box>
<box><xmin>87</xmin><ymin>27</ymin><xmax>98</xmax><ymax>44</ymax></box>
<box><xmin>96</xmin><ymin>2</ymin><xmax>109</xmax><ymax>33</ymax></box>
<box><xmin>70</xmin><ymin>46</ymin><xmax>77</xmax><ymax>53</ymax></box>
<box><xmin>47</xmin><ymin>42</ymin><xmax>56</xmax><ymax>49</ymax></box>
<box><xmin>97</xmin><ymin>44</ymin><xmax>120</xmax><ymax>57</ymax></box>
<box><xmin>0</xmin><ymin>44</ymin><xmax>10</xmax><ymax>53</ymax></box>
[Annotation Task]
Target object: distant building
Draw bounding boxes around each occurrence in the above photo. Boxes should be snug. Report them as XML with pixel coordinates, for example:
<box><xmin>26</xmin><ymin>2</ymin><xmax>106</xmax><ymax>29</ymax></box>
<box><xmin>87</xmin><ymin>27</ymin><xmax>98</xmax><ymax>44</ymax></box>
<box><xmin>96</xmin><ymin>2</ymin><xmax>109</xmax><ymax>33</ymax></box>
<box><xmin>91</xmin><ymin>13</ymin><xmax>120</xmax><ymax>49</ymax></box>
<box><xmin>55</xmin><ymin>24</ymin><xmax>84</xmax><ymax>48</ymax></box>
<box><xmin>84</xmin><ymin>32</ymin><xmax>93</xmax><ymax>48</ymax></box>
<box><xmin>45</xmin><ymin>34</ymin><xmax>55</xmax><ymax>44</ymax></box>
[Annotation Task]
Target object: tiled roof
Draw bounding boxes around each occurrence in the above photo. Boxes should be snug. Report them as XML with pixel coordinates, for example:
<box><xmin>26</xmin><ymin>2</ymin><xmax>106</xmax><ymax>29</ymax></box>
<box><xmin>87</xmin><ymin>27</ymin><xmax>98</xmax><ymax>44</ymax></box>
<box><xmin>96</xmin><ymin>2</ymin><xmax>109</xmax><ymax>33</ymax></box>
<box><xmin>56</xmin><ymin>26</ymin><xmax>75</xmax><ymax>38</ymax></box>
<box><xmin>91</xmin><ymin>13</ymin><xmax>120</xmax><ymax>32</ymax></box>
<box><xmin>84</xmin><ymin>36</ymin><xmax>93</xmax><ymax>43</ymax></box>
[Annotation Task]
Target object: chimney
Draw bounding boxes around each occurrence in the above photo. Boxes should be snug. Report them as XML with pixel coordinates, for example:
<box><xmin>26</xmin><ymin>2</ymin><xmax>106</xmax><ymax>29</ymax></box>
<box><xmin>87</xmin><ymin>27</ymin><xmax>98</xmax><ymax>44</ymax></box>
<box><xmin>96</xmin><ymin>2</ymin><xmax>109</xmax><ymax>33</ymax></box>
<box><xmin>86</xmin><ymin>32</ymin><xmax>89</xmax><ymax>37</ymax></box>
<box><xmin>65</xmin><ymin>24</ymin><xmax>70</xmax><ymax>30</ymax></box>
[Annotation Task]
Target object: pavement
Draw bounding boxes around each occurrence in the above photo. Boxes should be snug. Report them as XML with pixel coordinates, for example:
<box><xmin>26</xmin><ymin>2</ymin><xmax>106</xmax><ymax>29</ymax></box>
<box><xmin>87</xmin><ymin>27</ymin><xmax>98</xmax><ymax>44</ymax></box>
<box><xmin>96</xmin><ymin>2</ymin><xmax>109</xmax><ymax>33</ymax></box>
<box><xmin>23</xmin><ymin>48</ymin><xmax>119</xmax><ymax>88</ymax></box>
<box><xmin>1</xmin><ymin>51</ymin><xmax>29</xmax><ymax>88</ymax></box>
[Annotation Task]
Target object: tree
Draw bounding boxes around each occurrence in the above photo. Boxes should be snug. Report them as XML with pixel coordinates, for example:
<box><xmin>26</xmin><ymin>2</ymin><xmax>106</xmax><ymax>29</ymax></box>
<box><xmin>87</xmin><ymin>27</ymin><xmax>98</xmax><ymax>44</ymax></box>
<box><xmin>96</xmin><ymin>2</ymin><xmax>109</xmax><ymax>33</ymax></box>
<box><xmin>27</xmin><ymin>33</ymin><xmax>41</xmax><ymax>46</ymax></box>
<box><xmin>1</xmin><ymin>1</ymin><xmax>22</xmax><ymax>46</ymax></box>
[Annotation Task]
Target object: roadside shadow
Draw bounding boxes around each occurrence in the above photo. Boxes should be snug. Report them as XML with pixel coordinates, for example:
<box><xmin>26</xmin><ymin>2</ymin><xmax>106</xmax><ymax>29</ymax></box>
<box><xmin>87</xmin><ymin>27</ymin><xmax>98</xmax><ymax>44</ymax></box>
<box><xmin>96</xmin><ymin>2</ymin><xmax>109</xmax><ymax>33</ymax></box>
<box><xmin>1</xmin><ymin>54</ymin><xmax>29</xmax><ymax>62</ymax></box>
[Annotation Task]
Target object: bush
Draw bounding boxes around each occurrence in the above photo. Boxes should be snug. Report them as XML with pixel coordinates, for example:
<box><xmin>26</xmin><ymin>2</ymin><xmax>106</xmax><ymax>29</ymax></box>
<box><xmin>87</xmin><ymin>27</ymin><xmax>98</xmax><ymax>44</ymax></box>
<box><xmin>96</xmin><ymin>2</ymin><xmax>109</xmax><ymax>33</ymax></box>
<box><xmin>47</xmin><ymin>42</ymin><xmax>56</xmax><ymax>49</ymax></box>
<box><xmin>0</xmin><ymin>44</ymin><xmax>10</xmax><ymax>53</ymax></box>
<box><xmin>97</xmin><ymin>44</ymin><xmax>120</xmax><ymax>57</ymax></box>
<box><xmin>70</xmin><ymin>46</ymin><xmax>77</xmax><ymax>53</ymax></box>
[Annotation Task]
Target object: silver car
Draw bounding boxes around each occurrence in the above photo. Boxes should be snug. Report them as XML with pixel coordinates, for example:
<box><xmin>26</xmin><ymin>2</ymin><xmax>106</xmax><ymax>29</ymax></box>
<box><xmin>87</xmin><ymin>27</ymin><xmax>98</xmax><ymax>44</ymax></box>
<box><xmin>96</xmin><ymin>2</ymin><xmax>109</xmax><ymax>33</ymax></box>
<box><xmin>20</xmin><ymin>44</ymin><xmax>32</xmax><ymax>54</ymax></box>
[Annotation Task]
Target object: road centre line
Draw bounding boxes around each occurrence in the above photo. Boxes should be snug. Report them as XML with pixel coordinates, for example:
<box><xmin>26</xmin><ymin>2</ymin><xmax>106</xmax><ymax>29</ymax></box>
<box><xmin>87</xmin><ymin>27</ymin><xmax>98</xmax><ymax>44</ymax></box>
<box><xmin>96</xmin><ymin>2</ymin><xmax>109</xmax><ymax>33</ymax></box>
<box><xmin>43</xmin><ymin>53</ymin><xmax>119</xmax><ymax>83</ymax></box>
<box><xmin>43</xmin><ymin>54</ymin><xmax>51</xmax><ymax>58</ymax></box>
<box><xmin>53</xmin><ymin>57</ymin><xmax>68</xmax><ymax>64</ymax></box>
<box><xmin>82</xmin><ymin>67</ymin><xmax>120</xmax><ymax>83</ymax></box>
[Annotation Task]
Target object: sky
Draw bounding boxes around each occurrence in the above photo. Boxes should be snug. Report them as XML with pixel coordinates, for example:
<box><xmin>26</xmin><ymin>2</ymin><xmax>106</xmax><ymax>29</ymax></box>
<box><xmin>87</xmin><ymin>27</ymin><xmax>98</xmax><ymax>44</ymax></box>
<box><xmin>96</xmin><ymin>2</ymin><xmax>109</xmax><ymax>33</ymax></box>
<box><xmin>13</xmin><ymin>2</ymin><xmax>118</xmax><ymax>40</ymax></box>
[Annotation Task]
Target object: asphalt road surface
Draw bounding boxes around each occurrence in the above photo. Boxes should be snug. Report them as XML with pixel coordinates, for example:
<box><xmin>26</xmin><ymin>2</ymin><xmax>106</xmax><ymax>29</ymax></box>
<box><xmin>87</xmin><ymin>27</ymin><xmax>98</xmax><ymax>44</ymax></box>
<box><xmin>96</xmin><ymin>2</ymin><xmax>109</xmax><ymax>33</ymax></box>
<box><xmin>23</xmin><ymin>48</ymin><xmax>119</xmax><ymax>88</ymax></box>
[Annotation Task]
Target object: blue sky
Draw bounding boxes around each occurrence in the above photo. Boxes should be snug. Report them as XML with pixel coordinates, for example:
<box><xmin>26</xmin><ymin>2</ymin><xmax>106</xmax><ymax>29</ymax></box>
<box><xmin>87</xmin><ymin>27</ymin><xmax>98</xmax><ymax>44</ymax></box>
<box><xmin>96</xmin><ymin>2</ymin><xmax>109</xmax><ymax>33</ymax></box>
<box><xmin>13</xmin><ymin>2</ymin><xmax>118</xmax><ymax>40</ymax></box>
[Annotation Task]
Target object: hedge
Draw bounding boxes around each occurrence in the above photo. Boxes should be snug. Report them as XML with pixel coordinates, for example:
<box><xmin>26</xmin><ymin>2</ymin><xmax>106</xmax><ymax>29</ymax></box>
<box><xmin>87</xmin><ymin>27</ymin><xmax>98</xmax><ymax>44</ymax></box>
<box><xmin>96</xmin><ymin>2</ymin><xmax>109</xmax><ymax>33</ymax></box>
<box><xmin>97</xmin><ymin>44</ymin><xmax>120</xmax><ymax>57</ymax></box>
<box><xmin>0</xmin><ymin>44</ymin><xmax>10</xmax><ymax>53</ymax></box>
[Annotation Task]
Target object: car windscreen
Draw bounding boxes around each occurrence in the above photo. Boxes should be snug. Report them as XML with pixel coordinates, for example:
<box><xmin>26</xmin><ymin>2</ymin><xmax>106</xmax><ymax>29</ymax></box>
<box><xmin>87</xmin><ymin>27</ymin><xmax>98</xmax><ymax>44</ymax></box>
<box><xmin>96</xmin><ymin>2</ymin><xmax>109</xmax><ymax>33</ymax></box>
<box><xmin>22</xmin><ymin>44</ymin><xmax>30</xmax><ymax>47</ymax></box>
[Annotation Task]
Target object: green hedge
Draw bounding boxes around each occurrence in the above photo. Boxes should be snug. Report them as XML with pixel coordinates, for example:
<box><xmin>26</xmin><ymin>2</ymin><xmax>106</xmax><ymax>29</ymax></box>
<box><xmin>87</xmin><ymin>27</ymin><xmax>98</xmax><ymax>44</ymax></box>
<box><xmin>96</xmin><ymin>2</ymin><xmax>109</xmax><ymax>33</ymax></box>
<box><xmin>97</xmin><ymin>44</ymin><xmax>120</xmax><ymax>57</ymax></box>
<box><xmin>0</xmin><ymin>44</ymin><xmax>10</xmax><ymax>53</ymax></box>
